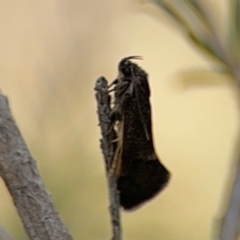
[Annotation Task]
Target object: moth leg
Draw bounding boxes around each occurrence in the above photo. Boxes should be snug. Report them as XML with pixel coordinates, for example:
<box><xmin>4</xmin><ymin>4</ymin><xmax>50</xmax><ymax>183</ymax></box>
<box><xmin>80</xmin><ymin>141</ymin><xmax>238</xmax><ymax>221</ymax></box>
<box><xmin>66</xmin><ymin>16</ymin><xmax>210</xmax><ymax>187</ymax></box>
<box><xmin>111</xmin><ymin>136</ymin><xmax>121</xmax><ymax>143</ymax></box>
<box><xmin>109</xmin><ymin>104</ymin><xmax>126</xmax><ymax>177</ymax></box>
<box><xmin>110</xmin><ymin>108</ymin><xmax>121</xmax><ymax>123</ymax></box>
<box><xmin>107</xmin><ymin>108</ymin><xmax>120</xmax><ymax>131</ymax></box>
<box><xmin>108</xmin><ymin>78</ymin><xmax>118</xmax><ymax>87</ymax></box>
<box><xmin>109</xmin><ymin>121</ymin><xmax>123</xmax><ymax>178</ymax></box>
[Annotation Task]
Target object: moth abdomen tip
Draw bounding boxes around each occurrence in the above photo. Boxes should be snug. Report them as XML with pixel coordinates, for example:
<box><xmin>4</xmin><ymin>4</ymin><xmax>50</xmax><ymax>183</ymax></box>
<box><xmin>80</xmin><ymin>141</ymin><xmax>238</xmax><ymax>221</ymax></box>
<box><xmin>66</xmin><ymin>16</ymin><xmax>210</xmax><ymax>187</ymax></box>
<box><xmin>118</xmin><ymin>159</ymin><xmax>170</xmax><ymax>210</ymax></box>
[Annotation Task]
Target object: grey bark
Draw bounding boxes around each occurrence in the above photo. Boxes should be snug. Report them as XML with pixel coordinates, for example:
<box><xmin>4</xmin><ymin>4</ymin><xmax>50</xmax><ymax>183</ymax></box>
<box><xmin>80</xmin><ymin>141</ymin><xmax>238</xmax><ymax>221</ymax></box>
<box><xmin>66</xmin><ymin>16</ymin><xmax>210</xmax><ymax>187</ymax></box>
<box><xmin>95</xmin><ymin>77</ymin><xmax>122</xmax><ymax>240</ymax></box>
<box><xmin>0</xmin><ymin>93</ymin><xmax>72</xmax><ymax>240</ymax></box>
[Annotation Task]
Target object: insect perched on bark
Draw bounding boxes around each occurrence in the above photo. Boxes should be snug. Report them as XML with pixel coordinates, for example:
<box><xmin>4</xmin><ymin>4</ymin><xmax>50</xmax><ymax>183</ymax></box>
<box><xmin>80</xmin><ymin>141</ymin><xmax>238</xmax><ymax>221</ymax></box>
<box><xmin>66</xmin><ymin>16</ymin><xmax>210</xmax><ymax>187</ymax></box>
<box><xmin>109</xmin><ymin>56</ymin><xmax>170</xmax><ymax>210</ymax></box>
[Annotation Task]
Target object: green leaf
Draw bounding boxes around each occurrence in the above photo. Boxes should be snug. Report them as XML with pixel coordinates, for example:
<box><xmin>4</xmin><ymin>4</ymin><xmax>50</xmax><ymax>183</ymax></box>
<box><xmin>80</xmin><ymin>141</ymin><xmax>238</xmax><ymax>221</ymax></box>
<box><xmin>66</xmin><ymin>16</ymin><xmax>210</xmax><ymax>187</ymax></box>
<box><xmin>229</xmin><ymin>0</ymin><xmax>240</xmax><ymax>62</ymax></box>
<box><xmin>187</xmin><ymin>31</ymin><xmax>226</xmax><ymax>65</ymax></box>
<box><xmin>150</xmin><ymin>0</ymin><xmax>191</xmax><ymax>31</ymax></box>
<box><xmin>184</xmin><ymin>0</ymin><xmax>212</xmax><ymax>31</ymax></box>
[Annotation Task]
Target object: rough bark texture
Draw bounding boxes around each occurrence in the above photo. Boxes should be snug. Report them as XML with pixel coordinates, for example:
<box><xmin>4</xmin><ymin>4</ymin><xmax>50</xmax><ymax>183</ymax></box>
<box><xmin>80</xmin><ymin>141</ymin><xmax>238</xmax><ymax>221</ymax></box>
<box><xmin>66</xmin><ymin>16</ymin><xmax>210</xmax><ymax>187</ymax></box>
<box><xmin>95</xmin><ymin>77</ymin><xmax>122</xmax><ymax>240</ymax></box>
<box><xmin>0</xmin><ymin>93</ymin><xmax>72</xmax><ymax>240</ymax></box>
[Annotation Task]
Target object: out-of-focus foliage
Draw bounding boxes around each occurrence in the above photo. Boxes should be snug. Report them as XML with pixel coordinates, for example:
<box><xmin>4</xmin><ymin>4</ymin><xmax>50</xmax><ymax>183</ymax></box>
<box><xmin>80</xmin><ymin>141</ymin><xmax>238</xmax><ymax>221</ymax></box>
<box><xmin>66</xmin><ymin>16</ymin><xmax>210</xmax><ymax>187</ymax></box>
<box><xmin>0</xmin><ymin>1</ymin><xmax>238</xmax><ymax>240</ymax></box>
<box><xmin>149</xmin><ymin>0</ymin><xmax>240</xmax><ymax>79</ymax></box>
<box><xmin>148</xmin><ymin>1</ymin><xmax>240</xmax><ymax>239</ymax></box>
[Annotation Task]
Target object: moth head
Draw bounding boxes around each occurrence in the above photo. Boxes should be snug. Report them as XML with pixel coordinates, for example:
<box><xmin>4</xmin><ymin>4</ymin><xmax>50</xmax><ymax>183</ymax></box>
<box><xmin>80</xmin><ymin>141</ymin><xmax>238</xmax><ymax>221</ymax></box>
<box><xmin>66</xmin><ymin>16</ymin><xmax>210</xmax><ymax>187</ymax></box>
<box><xmin>118</xmin><ymin>56</ymin><xmax>143</xmax><ymax>79</ymax></box>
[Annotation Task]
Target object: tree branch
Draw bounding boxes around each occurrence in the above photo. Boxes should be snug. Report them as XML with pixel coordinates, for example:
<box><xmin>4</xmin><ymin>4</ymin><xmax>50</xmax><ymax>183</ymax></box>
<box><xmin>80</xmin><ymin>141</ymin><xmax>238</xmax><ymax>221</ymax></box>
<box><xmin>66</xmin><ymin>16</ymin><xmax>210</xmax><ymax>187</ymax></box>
<box><xmin>94</xmin><ymin>77</ymin><xmax>122</xmax><ymax>240</ymax></box>
<box><xmin>0</xmin><ymin>93</ymin><xmax>72</xmax><ymax>240</ymax></box>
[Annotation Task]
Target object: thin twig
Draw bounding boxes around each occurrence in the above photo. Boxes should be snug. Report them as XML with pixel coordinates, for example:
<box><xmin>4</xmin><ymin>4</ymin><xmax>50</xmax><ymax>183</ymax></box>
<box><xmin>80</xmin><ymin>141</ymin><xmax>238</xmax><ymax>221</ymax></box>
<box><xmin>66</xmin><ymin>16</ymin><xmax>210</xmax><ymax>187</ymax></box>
<box><xmin>95</xmin><ymin>76</ymin><xmax>121</xmax><ymax>240</ymax></box>
<box><xmin>218</xmin><ymin>69</ymin><xmax>240</xmax><ymax>240</ymax></box>
<box><xmin>0</xmin><ymin>93</ymin><xmax>72</xmax><ymax>240</ymax></box>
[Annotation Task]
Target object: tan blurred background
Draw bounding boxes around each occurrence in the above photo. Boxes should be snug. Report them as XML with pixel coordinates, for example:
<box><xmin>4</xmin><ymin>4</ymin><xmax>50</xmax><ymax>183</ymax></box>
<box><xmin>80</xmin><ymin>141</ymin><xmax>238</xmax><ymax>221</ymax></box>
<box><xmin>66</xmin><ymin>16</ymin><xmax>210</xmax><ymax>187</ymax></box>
<box><xmin>0</xmin><ymin>0</ymin><xmax>238</xmax><ymax>239</ymax></box>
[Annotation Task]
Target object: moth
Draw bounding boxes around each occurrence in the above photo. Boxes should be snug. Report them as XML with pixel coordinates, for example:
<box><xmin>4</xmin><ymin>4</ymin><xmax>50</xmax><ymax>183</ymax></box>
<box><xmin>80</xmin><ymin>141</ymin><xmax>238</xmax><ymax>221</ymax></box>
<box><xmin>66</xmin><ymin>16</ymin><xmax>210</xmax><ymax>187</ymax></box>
<box><xmin>109</xmin><ymin>56</ymin><xmax>170</xmax><ymax>210</ymax></box>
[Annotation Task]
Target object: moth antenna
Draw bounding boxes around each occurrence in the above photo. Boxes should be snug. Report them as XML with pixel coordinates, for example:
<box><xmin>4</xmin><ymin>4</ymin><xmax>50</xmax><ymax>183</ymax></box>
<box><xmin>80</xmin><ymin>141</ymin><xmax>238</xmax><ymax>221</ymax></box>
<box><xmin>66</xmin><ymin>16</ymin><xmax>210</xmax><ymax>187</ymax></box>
<box><xmin>122</xmin><ymin>56</ymin><xmax>143</xmax><ymax>61</ymax></box>
<box><xmin>119</xmin><ymin>56</ymin><xmax>143</xmax><ymax>66</ymax></box>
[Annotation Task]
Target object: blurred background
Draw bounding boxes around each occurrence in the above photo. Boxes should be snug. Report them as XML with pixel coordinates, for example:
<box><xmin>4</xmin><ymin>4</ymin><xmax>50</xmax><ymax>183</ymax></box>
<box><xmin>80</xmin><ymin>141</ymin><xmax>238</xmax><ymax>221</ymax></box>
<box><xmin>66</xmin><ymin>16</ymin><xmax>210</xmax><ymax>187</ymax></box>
<box><xmin>0</xmin><ymin>0</ymin><xmax>238</xmax><ymax>239</ymax></box>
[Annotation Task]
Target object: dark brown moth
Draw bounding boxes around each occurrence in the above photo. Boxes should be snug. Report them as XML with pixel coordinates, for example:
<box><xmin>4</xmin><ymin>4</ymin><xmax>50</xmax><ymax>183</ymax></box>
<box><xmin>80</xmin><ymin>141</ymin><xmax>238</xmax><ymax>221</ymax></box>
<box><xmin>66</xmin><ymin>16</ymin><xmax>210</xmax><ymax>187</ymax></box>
<box><xmin>109</xmin><ymin>56</ymin><xmax>170</xmax><ymax>210</ymax></box>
